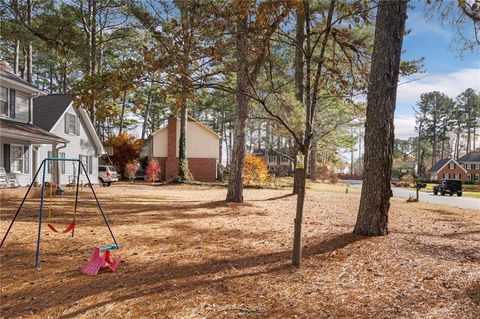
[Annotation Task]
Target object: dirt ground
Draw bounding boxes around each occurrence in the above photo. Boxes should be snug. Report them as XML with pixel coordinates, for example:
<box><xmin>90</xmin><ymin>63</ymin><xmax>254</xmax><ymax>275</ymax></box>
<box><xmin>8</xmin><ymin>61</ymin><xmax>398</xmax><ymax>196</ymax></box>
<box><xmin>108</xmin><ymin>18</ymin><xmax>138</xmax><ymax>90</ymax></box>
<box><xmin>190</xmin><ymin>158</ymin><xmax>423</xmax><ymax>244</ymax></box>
<box><xmin>0</xmin><ymin>183</ymin><xmax>479</xmax><ymax>319</ymax></box>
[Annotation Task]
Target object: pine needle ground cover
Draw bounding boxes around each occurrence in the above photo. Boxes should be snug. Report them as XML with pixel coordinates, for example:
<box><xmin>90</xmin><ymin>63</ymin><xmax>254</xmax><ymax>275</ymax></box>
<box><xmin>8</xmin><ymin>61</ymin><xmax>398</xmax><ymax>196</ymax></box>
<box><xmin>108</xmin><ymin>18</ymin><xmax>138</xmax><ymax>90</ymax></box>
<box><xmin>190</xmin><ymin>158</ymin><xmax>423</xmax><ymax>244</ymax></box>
<box><xmin>0</xmin><ymin>184</ymin><xmax>478</xmax><ymax>318</ymax></box>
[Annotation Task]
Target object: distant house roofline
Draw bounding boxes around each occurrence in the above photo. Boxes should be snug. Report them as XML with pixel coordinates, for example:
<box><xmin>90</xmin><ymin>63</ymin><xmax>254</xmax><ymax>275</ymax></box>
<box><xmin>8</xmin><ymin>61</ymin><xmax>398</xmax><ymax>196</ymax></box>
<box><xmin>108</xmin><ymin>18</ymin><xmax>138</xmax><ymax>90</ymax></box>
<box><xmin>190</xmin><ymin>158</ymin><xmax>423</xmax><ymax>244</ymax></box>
<box><xmin>151</xmin><ymin>115</ymin><xmax>220</xmax><ymax>139</ymax></box>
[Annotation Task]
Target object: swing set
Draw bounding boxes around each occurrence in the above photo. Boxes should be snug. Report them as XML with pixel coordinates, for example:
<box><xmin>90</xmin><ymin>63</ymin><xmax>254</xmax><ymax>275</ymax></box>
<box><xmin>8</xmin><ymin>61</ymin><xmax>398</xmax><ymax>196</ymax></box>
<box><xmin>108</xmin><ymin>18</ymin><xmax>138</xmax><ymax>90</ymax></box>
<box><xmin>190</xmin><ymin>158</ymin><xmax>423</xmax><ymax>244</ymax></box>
<box><xmin>0</xmin><ymin>157</ymin><xmax>120</xmax><ymax>274</ymax></box>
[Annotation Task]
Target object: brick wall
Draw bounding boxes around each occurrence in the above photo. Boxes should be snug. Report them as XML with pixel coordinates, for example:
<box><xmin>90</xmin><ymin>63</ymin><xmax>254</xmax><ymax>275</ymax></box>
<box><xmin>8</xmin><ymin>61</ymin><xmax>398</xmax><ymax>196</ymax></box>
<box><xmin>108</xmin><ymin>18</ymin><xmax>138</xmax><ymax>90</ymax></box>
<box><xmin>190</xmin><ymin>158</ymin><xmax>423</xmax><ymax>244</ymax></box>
<box><xmin>153</xmin><ymin>157</ymin><xmax>216</xmax><ymax>182</ymax></box>
<box><xmin>437</xmin><ymin>163</ymin><xmax>467</xmax><ymax>181</ymax></box>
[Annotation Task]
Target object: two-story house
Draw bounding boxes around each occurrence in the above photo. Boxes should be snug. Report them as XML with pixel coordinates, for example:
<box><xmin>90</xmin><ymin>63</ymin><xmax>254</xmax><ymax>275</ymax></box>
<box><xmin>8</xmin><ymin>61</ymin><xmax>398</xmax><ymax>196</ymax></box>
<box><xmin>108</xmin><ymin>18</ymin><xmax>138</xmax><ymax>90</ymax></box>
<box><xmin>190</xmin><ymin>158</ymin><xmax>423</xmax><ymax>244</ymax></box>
<box><xmin>253</xmin><ymin>148</ymin><xmax>292</xmax><ymax>176</ymax></box>
<box><xmin>0</xmin><ymin>70</ymin><xmax>67</xmax><ymax>186</ymax></box>
<box><xmin>429</xmin><ymin>152</ymin><xmax>480</xmax><ymax>182</ymax></box>
<box><xmin>33</xmin><ymin>94</ymin><xmax>105</xmax><ymax>185</ymax></box>
<box><xmin>458</xmin><ymin>152</ymin><xmax>480</xmax><ymax>182</ymax></box>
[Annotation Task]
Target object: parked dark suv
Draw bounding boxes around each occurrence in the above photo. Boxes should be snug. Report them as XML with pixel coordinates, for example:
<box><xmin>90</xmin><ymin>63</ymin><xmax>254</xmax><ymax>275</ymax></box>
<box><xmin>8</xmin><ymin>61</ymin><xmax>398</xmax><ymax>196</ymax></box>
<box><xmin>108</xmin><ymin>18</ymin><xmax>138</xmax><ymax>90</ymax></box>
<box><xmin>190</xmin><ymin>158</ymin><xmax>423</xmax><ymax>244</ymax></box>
<box><xmin>433</xmin><ymin>179</ymin><xmax>463</xmax><ymax>197</ymax></box>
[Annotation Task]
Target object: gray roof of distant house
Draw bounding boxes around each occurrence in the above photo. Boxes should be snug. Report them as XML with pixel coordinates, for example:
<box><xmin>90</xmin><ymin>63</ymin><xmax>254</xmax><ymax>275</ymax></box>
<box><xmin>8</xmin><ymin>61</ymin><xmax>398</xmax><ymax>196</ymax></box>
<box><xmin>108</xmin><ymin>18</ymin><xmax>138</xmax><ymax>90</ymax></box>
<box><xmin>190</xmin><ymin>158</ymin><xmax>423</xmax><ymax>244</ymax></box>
<box><xmin>458</xmin><ymin>152</ymin><xmax>480</xmax><ymax>162</ymax></box>
<box><xmin>33</xmin><ymin>94</ymin><xmax>73</xmax><ymax>131</ymax></box>
<box><xmin>430</xmin><ymin>158</ymin><xmax>451</xmax><ymax>172</ymax></box>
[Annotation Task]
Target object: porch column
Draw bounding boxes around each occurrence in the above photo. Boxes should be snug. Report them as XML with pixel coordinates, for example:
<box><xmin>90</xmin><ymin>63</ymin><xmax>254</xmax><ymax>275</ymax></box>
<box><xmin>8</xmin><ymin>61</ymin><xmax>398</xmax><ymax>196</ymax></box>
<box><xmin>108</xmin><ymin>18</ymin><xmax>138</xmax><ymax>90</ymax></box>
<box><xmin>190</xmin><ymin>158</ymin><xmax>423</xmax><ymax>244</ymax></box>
<box><xmin>52</xmin><ymin>144</ymin><xmax>65</xmax><ymax>195</ymax></box>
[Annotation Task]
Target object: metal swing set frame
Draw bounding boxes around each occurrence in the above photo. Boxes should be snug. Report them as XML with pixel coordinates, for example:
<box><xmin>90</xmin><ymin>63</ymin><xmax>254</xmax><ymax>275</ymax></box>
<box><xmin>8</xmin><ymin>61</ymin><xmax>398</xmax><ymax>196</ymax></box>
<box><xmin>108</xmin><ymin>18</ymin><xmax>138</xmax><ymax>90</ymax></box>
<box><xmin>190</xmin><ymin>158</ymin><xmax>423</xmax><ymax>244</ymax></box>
<box><xmin>0</xmin><ymin>158</ymin><xmax>119</xmax><ymax>269</ymax></box>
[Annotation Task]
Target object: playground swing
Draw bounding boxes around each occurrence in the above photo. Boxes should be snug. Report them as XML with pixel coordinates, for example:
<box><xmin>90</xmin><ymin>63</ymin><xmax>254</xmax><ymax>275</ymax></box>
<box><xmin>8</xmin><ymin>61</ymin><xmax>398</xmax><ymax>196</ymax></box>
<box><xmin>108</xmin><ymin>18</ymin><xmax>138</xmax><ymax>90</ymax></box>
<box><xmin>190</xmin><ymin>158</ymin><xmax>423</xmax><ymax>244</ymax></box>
<box><xmin>46</xmin><ymin>174</ymin><xmax>77</xmax><ymax>234</ymax></box>
<box><xmin>0</xmin><ymin>157</ymin><xmax>120</xmax><ymax>273</ymax></box>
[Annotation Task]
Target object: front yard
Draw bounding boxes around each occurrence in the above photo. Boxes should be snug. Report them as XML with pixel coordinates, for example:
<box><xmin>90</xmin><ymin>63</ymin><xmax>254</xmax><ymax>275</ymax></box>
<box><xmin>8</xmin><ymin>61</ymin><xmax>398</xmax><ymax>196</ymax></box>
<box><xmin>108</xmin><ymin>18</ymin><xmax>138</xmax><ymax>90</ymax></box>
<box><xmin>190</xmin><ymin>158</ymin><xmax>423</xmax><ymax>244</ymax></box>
<box><xmin>0</xmin><ymin>183</ymin><xmax>479</xmax><ymax>318</ymax></box>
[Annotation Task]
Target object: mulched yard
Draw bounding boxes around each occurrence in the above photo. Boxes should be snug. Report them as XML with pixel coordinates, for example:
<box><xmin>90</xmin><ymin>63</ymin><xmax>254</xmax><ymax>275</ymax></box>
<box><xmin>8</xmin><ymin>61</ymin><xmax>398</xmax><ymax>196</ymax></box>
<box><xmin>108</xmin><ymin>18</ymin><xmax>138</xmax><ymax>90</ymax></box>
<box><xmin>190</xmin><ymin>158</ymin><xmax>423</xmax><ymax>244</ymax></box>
<box><xmin>0</xmin><ymin>183</ymin><xmax>479</xmax><ymax>318</ymax></box>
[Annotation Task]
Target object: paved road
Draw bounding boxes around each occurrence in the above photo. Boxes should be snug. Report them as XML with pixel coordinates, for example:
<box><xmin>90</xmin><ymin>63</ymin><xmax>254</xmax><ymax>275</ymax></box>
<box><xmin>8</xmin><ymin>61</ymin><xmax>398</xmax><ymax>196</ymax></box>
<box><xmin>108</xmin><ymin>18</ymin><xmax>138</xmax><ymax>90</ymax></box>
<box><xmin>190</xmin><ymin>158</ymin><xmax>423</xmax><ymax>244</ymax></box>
<box><xmin>345</xmin><ymin>180</ymin><xmax>479</xmax><ymax>210</ymax></box>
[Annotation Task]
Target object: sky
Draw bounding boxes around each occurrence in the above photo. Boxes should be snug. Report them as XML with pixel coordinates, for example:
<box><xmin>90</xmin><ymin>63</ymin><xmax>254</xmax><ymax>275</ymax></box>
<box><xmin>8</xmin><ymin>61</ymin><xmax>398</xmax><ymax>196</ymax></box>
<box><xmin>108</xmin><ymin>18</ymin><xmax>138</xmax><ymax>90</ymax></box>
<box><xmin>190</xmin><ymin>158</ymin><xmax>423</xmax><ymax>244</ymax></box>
<box><xmin>394</xmin><ymin>1</ymin><xmax>480</xmax><ymax>139</ymax></box>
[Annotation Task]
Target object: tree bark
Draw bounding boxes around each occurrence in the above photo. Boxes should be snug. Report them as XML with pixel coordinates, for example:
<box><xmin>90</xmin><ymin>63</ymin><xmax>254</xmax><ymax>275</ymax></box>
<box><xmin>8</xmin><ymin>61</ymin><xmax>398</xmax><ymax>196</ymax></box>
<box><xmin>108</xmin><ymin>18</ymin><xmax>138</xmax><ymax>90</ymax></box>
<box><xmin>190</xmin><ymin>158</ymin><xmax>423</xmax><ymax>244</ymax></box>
<box><xmin>226</xmin><ymin>14</ymin><xmax>249</xmax><ymax>203</ymax></box>
<box><xmin>353</xmin><ymin>0</ymin><xmax>407</xmax><ymax>236</ymax></box>
<box><xmin>141</xmin><ymin>88</ymin><xmax>152</xmax><ymax>140</ymax></box>
<box><xmin>26</xmin><ymin>0</ymin><xmax>33</xmax><ymax>83</ymax></box>
<box><xmin>119</xmin><ymin>90</ymin><xmax>127</xmax><ymax>136</ymax></box>
<box><xmin>309</xmin><ymin>140</ymin><xmax>317</xmax><ymax>180</ymax></box>
<box><xmin>292</xmin><ymin>4</ymin><xmax>305</xmax><ymax>193</ymax></box>
<box><xmin>178</xmin><ymin>104</ymin><xmax>190</xmax><ymax>180</ymax></box>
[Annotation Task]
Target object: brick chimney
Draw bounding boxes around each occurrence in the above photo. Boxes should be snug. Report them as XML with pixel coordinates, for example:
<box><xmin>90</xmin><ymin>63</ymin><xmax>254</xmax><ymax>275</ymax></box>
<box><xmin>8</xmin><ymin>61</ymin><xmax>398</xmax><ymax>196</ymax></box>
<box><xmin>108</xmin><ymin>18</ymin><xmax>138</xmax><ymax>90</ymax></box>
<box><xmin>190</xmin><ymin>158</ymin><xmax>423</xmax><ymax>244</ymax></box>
<box><xmin>165</xmin><ymin>115</ymin><xmax>178</xmax><ymax>180</ymax></box>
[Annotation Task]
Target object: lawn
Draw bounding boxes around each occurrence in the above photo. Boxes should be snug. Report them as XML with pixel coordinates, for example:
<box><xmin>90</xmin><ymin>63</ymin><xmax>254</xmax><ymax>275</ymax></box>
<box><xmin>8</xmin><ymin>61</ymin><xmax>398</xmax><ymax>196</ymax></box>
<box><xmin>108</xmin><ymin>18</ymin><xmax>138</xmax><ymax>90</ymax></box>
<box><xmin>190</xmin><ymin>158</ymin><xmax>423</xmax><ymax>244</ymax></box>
<box><xmin>0</xmin><ymin>183</ymin><xmax>479</xmax><ymax>318</ymax></box>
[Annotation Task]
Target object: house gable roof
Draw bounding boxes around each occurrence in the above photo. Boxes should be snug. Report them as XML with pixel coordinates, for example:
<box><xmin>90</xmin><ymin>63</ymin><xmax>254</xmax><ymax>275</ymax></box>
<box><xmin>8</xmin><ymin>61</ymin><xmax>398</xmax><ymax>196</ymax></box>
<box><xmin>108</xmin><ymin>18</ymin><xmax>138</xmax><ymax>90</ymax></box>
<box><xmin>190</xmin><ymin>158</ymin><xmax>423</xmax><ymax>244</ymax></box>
<box><xmin>33</xmin><ymin>94</ymin><xmax>105</xmax><ymax>155</ymax></box>
<box><xmin>458</xmin><ymin>152</ymin><xmax>480</xmax><ymax>162</ymax></box>
<box><xmin>151</xmin><ymin>115</ymin><xmax>220</xmax><ymax>139</ymax></box>
<box><xmin>430</xmin><ymin>158</ymin><xmax>467</xmax><ymax>174</ymax></box>
<box><xmin>430</xmin><ymin>158</ymin><xmax>451</xmax><ymax>172</ymax></box>
<box><xmin>33</xmin><ymin>94</ymin><xmax>73</xmax><ymax>131</ymax></box>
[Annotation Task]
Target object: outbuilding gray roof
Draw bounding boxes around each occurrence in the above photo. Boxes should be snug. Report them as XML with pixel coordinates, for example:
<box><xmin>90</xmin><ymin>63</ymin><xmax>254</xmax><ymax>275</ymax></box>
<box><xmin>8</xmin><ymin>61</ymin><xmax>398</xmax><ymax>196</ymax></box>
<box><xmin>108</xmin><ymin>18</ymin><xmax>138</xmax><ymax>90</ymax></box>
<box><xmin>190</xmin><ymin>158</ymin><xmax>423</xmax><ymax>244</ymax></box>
<box><xmin>430</xmin><ymin>158</ymin><xmax>451</xmax><ymax>172</ymax></box>
<box><xmin>33</xmin><ymin>94</ymin><xmax>73</xmax><ymax>131</ymax></box>
<box><xmin>458</xmin><ymin>152</ymin><xmax>480</xmax><ymax>162</ymax></box>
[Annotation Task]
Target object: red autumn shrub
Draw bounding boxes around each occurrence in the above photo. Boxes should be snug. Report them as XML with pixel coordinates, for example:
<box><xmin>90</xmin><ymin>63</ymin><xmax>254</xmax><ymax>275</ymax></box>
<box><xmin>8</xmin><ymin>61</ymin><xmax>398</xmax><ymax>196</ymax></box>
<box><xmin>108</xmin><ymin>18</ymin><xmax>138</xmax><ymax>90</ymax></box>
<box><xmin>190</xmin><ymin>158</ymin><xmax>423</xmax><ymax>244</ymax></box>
<box><xmin>146</xmin><ymin>159</ymin><xmax>161</xmax><ymax>183</ymax></box>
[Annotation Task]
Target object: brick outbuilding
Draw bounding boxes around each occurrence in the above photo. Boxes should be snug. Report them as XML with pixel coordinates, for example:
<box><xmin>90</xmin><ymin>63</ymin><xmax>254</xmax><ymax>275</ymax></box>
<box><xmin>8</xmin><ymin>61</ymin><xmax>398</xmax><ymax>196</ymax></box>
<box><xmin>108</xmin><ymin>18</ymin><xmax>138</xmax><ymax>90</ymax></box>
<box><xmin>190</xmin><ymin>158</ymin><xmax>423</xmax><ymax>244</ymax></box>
<box><xmin>146</xmin><ymin>115</ymin><xmax>220</xmax><ymax>182</ymax></box>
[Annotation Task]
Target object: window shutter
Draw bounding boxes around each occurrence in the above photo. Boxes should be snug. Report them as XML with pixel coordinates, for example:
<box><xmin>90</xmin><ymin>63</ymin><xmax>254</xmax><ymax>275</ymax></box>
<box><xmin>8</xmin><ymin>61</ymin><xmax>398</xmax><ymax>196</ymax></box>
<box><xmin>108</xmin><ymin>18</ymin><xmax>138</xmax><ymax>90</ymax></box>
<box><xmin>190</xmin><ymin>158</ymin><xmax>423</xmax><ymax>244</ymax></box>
<box><xmin>9</xmin><ymin>89</ymin><xmax>15</xmax><ymax>118</ymax></box>
<box><xmin>79</xmin><ymin>154</ymin><xmax>83</xmax><ymax>175</ymax></box>
<box><xmin>3</xmin><ymin>144</ymin><xmax>10</xmax><ymax>173</ymax></box>
<box><xmin>89</xmin><ymin>156</ymin><xmax>93</xmax><ymax>174</ymax></box>
<box><xmin>75</xmin><ymin>116</ymin><xmax>80</xmax><ymax>136</ymax></box>
<box><xmin>24</xmin><ymin>146</ymin><xmax>29</xmax><ymax>174</ymax></box>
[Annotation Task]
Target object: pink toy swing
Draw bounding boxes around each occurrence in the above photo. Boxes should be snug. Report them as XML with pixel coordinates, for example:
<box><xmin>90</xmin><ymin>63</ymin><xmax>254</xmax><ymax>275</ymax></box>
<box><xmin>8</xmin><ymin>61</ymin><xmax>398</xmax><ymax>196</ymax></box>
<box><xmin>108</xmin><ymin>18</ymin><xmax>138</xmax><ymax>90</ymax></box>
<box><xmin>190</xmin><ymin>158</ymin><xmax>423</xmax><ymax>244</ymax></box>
<box><xmin>81</xmin><ymin>246</ymin><xmax>121</xmax><ymax>276</ymax></box>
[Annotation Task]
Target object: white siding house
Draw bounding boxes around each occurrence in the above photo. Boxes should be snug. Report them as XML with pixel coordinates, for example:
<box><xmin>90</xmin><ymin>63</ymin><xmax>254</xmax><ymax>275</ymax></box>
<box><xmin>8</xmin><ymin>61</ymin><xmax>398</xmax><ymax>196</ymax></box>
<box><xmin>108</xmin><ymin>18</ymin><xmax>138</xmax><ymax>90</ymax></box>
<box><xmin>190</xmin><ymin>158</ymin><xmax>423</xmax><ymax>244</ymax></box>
<box><xmin>33</xmin><ymin>95</ymin><xmax>105</xmax><ymax>185</ymax></box>
<box><xmin>0</xmin><ymin>70</ymin><xmax>67</xmax><ymax>186</ymax></box>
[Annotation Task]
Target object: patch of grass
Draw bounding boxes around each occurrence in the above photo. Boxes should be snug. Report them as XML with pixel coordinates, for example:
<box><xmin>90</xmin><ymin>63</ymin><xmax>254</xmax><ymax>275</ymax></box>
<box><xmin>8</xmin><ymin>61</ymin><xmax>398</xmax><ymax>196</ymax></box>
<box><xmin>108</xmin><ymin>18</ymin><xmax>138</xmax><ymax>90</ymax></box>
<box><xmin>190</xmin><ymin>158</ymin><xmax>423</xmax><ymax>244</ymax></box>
<box><xmin>307</xmin><ymin>181</ymin><xmax>361</xmax><ymax>194</ymax></box>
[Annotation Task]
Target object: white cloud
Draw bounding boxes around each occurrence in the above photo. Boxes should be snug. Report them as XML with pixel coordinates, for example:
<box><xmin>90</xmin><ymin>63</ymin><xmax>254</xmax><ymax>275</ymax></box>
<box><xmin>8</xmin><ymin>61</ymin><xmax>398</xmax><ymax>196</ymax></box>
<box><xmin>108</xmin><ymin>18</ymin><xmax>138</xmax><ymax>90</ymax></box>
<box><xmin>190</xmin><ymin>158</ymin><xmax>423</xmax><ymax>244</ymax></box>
<box><xmin>394</xmin><ymin>116</ymin><xmax>417</xmax><ymax>139</ymax></box>
<box><xmin>397</xmin><ymin>67</ymin><xmax>480</xmax><ymax>105</ymax></box>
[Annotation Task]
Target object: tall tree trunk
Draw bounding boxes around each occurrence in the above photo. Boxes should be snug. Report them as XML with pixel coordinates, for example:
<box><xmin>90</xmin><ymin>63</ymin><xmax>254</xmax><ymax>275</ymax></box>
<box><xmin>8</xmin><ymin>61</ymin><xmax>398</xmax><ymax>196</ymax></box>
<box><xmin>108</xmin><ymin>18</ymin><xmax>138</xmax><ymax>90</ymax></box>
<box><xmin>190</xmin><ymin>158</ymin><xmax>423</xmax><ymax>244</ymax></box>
<box><xmin>26</xmin><ymin>0</ymin><xmax>32</xmax><ymax>83</ymax></box>
<box><xmin>455</xmin><ymin>128</ymin><xmax>461</xmax><ymax>159</ymax></box>
<box><xmin>226</xmin><ymin>14</ymin><xmax>249</xmax><ymax>203</ymax></box>
<box><xmin>292</xmin><ymin>0</ymin><xmax>335</xmax><ymax>267</ymax></box>
<box><xmin>219</xmin><ymin>110</ymin><xmax>225</xmax><ymax>165</ymax></box>
<box><xmin>141</xmin><ymin>89</ymin><xmax>152</xmax><ymax>140</ymax></box>
<box><xmin>353</xmin><ymin>0</ymin><xmax>407</xmax><ymax>236</ymax></box>
<box><xmin>292</xmin><ymin>4</ymin><xmax>305</xmax><ymax>194</ymax></box>
<box><xmin>14</xmin><ymin>40</ymin><xmax>20</xmax><ymax>75</ymax></box>
<box><xmin>178</xmin><ymin>104</ymin><xmax>190</xmax><ymax>180</ymax></box>
<box><xmin>119</xmin><ymin>90</ymin><xmax>127</xmax><ymax>136</ymax></box>
<box><xmin>467</xmin><ymin>126</ymin><xmax>471</xmax><ymax>153</ymax></box>
<box><xmin>309</xmin><ymin>140</ymin><xmax>317</xmax><ymax>180</ymax></box>
<box><xmin>63</xmin><ymin>59</ymin><xmax>68</xmax><ymax>93</ymax></box>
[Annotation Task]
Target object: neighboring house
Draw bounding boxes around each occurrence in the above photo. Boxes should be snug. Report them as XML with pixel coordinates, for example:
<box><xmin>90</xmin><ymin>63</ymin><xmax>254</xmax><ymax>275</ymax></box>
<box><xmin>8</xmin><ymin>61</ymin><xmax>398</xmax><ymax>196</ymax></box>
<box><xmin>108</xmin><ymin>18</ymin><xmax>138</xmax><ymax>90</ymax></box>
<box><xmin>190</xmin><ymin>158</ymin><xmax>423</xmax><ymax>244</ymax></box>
<box><xmin>145</xmin><ymin>115</ymin><xmax>220</xmax><ymax>182</ymax></box>
<box><xmin>253</xmin><ymin>148</ymin><xmax>292</xmax><ymax>176</ymax></box>
<box><xmin>392</xmin><ymin>160</ymin><xmax>417</xmax><ymax>175</ymax></box>
<box><xmin>458</xmin><ymin>152</ymin><xmax>480</xmax><ymax>182</ymax></box>
<box><xmin>33</xmin><ymin>94</ymin><xmax>105</xmax><ymax>185</ymax></box>
<box><xmin>429</xmin><ymin>158</ymin><xmax>468</xmax><ymax>181</ymax></box>
<box><xmin>0</xmin><ymin>70</ymin><xmax>67</xmax><ymax>186</ymax></box>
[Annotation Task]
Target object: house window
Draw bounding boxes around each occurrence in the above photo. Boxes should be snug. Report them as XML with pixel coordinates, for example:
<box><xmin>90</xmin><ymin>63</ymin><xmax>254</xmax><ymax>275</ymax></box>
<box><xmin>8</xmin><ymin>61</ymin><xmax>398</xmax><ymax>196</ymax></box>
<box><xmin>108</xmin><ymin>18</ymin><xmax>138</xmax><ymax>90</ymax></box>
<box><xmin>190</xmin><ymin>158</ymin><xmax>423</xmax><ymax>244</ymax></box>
<box><xmin>24</xmin><ymin>146</ymin><xmax>29</xmax><ymax>174</ymax></box>
<box><xmin>476</xmin><ymin>174</ymin><xmax>480</xmax><ymax>182</ymax></box>
<box><xmin>60</xmin><ymin>152</ymin><xmax>66</xmax><ymax>174</ymax></box>
<box><xmin>268</xmin><ymin>156</ymin><xmax>277</xmax><ymax>164</ymax></box>
<box><xmin>444</xmin><ymin>173</ymin><xmax>449</xmax><ymax>179</ymax></box>
<box><xmin>10</xmin><ymin>144</ymin><xmax>24</xmax><ymax>173</ymax></box>
<box><xmin>467</xmin><ymin>174</ymin><xmax>472</xmax><ymax>181</ymax></box>
<box><xmin>449</xmin><ymin>162</ymin><xmax>455</xmax><ymax>169</ymax></box>
<box><xmin>0</xmin><ymin>87</ymin><xmax>8</xmax><ymax>116</ymax></box>
<box><xmin>65</xmin><ymin>113</ymin><xmax>79</xmax><ymax>135</ymax></box>
<box><xmin>79</xmin><ymin>155</ymin><xmax>93</xmax><ymax>175</ymax></box>
<box><xmin>454</xmin><ymin>173</ymin><xmax>460</xmax><ymax>180</ymax></box>
<box><xmin>9</xmin><ymin>89</ymin><xmax>15</xmax><ymax>118</ymax></box>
